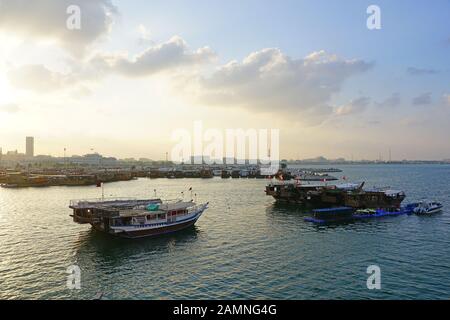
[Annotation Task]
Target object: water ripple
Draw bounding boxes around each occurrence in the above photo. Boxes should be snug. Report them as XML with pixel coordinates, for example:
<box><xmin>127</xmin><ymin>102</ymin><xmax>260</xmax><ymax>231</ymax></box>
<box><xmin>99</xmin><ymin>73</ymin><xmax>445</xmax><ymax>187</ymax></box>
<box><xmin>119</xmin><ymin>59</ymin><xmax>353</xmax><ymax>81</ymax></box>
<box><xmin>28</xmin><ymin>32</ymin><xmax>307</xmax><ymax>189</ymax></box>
<box><xmin>1</xmin><ymin>165</ymin><xmax>450</xmax><ymax>299</ymax></box>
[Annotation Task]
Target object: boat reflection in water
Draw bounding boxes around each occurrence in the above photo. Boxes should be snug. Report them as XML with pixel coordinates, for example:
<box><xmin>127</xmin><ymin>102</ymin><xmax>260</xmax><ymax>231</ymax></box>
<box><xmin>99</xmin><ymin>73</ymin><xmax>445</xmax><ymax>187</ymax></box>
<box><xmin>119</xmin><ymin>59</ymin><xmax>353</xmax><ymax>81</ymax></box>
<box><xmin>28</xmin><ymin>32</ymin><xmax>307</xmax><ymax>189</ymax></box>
<box><xmin>72</xmin><ymin>223</ymin><xmax>201</xmax><ymax>258</ymax></box>
<box><xmin>69</xmin><ymin>223</ymin><xmax>202</xmax><ymax>299</ymax></box>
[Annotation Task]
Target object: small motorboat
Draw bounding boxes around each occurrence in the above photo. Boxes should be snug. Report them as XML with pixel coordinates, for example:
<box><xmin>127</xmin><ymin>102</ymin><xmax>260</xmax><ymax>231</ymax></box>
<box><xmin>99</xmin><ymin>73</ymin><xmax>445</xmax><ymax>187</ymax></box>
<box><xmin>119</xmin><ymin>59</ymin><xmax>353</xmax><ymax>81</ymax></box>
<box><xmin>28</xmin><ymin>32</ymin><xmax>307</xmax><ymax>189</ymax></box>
<box><xmin>413</xmin><ymin>201</ymin><xmax>443</xmax><ymax>215</ymax></box>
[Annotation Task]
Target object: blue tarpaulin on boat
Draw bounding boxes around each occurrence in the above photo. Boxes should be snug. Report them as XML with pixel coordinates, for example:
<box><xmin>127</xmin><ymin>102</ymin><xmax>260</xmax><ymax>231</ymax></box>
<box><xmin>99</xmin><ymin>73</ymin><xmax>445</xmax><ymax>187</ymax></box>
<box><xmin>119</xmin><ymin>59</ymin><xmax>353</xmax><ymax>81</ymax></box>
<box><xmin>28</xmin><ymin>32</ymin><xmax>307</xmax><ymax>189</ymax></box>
<box><xmin>305</xmin><ymin>207</ymin><xmax>410</xmax><ymax>224</ymax></box>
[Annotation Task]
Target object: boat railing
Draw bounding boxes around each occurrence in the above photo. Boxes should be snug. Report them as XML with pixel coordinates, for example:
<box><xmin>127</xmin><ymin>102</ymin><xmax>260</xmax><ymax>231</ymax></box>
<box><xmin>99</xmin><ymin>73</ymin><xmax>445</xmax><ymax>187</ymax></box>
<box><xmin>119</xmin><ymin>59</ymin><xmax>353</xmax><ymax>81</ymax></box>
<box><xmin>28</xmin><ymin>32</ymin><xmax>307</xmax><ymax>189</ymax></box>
<box><xmin>267</xmin><ymin>180</ymin><xmax>296</xmax><ymax>186</ymax></box>
<box><xmin>70</xmin><ymin>197</ymin><xmax>198</xmax><ymax>209</ymax></box>
<box><xmin>69</xmin><ymin>197</ymin><xmax>140</xmax><ymax>207</ymax></box>
<box><xmin>187</xmin><ymin>203</ymin><xmax>208</xmax><ymax>213</ymax></box>
<box><xmin>267</xmin><ymin>179</ymin><xmax>332</xmax><ymax>187</ymax></box>
<box><xmin>160</xmin><ymin>198</ymin><xmax>184</xmax><ymax>204</ymax></box>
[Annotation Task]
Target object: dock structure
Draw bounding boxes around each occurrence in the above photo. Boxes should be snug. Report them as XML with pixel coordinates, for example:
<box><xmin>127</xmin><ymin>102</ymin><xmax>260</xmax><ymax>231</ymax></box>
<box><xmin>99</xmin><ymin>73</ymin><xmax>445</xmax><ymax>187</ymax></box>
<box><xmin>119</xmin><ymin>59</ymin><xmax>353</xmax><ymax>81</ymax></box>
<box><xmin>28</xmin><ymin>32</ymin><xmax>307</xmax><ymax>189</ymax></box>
<box><xmin>147</xmin><ymin>166</ymin><xmax>339</xmax><ymax>181</ymax></box>
<box><xmin>0</xmin><ymin>169</ymin><xmax>135</xmax><ymax>188</ymax></box>
<box><xmin>1</xmin><ymin>165</ymin><xmax>340</xmax><ymax>188</ymax></box>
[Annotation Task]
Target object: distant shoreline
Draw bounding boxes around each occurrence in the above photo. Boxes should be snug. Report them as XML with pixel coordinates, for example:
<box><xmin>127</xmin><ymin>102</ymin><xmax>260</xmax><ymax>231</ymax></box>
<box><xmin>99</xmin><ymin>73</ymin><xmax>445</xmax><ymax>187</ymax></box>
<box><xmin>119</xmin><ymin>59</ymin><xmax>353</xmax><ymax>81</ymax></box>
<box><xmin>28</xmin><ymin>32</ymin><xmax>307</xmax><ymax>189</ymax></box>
<box><xmin>287</xmin><ymin>161</ymin><xmax>450</xmax><ymax>166</ymax></box>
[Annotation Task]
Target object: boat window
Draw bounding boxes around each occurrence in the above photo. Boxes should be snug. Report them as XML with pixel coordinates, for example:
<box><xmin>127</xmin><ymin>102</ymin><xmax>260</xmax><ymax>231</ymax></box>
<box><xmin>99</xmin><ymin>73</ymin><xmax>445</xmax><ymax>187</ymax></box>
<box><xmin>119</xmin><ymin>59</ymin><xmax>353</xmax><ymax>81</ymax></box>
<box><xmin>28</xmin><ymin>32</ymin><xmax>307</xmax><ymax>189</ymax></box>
<box><xmin>123</xmin><ymin>217</ymin><xmax>132</xmax><ymax>224</ymax></box>
<box><xmin>113</xmin><ymin>219</ymin><xmax>123</xmax><ymax>226</ymax></box>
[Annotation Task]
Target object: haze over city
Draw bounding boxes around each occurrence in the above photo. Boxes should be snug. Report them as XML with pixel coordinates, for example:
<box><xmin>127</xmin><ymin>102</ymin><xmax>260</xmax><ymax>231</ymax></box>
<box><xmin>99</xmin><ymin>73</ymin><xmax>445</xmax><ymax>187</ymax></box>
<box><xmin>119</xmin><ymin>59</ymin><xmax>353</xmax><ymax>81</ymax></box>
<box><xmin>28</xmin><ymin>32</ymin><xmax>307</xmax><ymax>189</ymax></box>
<box><xmin>0</xmin><ymin>0</ymin><xmax>449</xmax><ymax>160</ymax></box>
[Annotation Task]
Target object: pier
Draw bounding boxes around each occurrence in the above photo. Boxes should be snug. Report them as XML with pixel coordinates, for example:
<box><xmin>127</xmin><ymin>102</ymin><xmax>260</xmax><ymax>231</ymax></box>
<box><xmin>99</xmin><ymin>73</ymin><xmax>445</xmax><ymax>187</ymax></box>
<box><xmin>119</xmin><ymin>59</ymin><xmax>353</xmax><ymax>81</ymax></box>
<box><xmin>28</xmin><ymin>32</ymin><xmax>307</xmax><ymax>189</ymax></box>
<box><xmin>0</xmin><ymin>165</ymin><xmax>339</xmax><ymax>188</ymax></box>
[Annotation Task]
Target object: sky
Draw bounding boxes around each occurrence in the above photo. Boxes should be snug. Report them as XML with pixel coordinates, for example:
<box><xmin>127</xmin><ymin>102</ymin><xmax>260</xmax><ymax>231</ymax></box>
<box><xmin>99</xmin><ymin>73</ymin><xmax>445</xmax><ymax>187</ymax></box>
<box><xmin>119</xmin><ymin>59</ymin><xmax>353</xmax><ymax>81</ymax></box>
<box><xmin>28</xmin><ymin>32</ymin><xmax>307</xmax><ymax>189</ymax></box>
<box><xmin>0</xmin><ymin>0</ymin><xmax>449</xmax><ymax>161</ymax></box>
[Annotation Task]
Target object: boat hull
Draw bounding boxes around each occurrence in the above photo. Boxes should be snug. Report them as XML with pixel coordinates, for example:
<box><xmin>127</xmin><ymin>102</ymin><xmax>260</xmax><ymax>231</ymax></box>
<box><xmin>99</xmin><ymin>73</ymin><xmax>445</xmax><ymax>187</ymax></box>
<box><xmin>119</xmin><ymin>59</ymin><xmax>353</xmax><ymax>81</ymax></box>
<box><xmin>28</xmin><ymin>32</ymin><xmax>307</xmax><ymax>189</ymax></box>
<box><xmin>89</xmin><ymin>205</ymin><xmax>206</xmax><ymax>239</ymax></box>
<box><xmin>415</xmin><ymin>207</ymin><xmax>443</xmax><ymax>215</ymax></box>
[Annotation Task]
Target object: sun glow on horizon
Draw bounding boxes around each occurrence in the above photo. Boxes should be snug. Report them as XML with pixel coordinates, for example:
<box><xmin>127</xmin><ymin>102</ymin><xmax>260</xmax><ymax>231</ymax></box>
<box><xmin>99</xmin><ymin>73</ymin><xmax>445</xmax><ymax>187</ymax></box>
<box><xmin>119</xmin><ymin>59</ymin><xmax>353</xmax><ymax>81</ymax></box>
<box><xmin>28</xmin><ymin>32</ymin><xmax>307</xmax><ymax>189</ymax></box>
<box><xmin>0</xmin><ymin>0</ymin><xmax>449</xmax><ymax>160</ymax></box>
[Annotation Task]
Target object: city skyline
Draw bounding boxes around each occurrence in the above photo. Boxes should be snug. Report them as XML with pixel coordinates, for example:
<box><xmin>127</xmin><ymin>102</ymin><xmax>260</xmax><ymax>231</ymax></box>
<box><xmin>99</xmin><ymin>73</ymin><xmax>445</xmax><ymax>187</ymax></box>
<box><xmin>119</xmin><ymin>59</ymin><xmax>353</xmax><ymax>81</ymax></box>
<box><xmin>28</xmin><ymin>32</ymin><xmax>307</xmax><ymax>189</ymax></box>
<box><xmin>1</xmin><ymin>135</ymin><xmax>450</xmax><ymax>163</ymax></box>
<box><xmin>1</xmin><ymin>0</ymin><xmax>449</xmax><ymax>160</ymax></box>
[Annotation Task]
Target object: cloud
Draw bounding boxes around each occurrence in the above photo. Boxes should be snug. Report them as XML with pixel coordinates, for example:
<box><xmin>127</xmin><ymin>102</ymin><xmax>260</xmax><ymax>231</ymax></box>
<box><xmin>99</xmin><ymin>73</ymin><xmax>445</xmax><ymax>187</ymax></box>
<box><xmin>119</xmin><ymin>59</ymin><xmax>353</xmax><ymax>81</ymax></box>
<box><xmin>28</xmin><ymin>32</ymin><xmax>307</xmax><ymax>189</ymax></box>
<box><xmin>6</xmin><ymin>36</ymin><xmax>216</xmax><ymax>92</ymax></box>
<box><xmin>0</xmin><ymin>0</ymin><xmax>117</xmax><ymax>56</ymax></box>
<box><xmin>443</xmin><ymin>93</ymin><xmax>450</xmax><ymax>106</ymax></box>
<box><xmin>0</xmin><ymin>103</ymin><xmax>20</xmax><ymax>113</ymax></box>
<box><xmin>335</xmin><ymin>96</ymin><xmax>371</xmax><ymax>116</ymax></box>
<box><xmin>7</xmin><ymin>64</ymin><xmax>74</xmax><ymax>92</ymax></box>
<box><xmin>90</xmin><ymin>36</ymin><xmax>216</xmax><ymax>77</ymax></box>
<box><xmin>195</xmin><ymin>49</ymin><xmax>373</xmax><ymax>121</ymax></box>
<box><xmin>137</xmin><ymin>24</ymin><xmax>153</xmax><ymax>46</ymax></box>
<box><xmin>412</xmin><ymin>92</ymin><xmax>432</xmax><ymax>106</ymax></box>
<box><xmin>407</xmin><ymin>67</ymin><xmax>439</xmax><ymax>76</ymax></box>
<box><xmin>375</xmin><ymin>92</ymin><xmax>401</xmax><ymax>108</ymax></box>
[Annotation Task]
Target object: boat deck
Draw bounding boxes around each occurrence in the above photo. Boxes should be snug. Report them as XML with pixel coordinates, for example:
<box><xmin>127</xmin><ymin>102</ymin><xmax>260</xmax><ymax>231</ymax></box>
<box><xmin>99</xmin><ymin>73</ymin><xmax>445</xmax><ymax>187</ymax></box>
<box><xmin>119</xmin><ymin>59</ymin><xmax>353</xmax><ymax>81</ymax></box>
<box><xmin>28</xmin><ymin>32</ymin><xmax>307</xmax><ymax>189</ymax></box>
<box><xmin>69</xmin><ymin>197</ymin><xmax>161</xmax><ymax>209</ymax></box>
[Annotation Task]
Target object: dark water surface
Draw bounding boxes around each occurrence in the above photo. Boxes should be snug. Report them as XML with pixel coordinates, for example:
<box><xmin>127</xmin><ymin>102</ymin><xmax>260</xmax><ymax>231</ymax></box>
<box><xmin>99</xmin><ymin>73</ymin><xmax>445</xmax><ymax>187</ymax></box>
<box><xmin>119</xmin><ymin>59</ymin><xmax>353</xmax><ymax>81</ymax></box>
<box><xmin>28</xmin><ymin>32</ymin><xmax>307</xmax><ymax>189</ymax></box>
<box><xmin>1</xmin><ymin>164</ymin><xmax>449</xmax><ymax>299</ymax></box>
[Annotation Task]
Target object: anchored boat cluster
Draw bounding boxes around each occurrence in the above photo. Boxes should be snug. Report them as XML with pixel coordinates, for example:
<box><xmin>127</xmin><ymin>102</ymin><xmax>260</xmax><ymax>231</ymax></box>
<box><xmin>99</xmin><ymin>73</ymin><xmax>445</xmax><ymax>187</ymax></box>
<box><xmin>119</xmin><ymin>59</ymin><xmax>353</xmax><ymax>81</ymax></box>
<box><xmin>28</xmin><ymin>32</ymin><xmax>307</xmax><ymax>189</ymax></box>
<box><xmin>0</xmin><ymin>169</ymin><xmax>134</xmax><ymax>188</ymax></box>
<box><xmin>65</xmin><ymin>166</ymin><xmax>443</xmax><ymax>237</ymax></box>
<box><xmin>265</xmin><ymin>176</ymin><xmax>442</xmax><ymax>223</ymax></box>
<box><xmin>0</xmin><ymin>165</ymin><xmax>340</xmax><ymax>188</ymax></box>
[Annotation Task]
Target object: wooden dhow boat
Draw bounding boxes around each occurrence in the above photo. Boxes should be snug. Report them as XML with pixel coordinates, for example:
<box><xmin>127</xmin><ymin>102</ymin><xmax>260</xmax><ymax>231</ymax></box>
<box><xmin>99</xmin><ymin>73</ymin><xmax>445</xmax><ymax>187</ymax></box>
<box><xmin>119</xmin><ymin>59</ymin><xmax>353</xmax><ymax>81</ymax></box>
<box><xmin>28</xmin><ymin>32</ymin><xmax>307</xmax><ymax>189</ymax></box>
<box><xmin>69</xmin><ymin>197</ymin><xmax>208</xmax><ymax>238</ymax></box>
<box><xmin>265</xmin><ymin>180</ymin><xmax>405</xmax><ymax>209</ymax></box>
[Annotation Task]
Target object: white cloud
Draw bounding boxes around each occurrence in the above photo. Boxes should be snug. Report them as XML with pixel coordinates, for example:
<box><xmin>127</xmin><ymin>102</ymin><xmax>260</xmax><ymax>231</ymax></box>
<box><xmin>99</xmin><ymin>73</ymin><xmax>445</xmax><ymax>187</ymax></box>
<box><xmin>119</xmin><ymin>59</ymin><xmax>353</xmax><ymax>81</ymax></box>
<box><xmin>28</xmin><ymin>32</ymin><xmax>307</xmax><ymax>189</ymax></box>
<box><xmin>0</xmin><ymin>0</ymin><xmax>117</xmax><ymax>56</ymax></box>
<box><xmin>335</xmin><ymin>96</ymin><xmax>371</xmax><ymax>116</ymax></box>
<box><xmin>6</xmin><ymin>36</ymin><xmax>216</xmax><ymax>92</ymax></box>
<box><xmin>442</xmin><ymin>93</ymin><xmax>450</xmax><ymax>107</ymax></box>
<box><xmin>194</xmin><ymin>49</ymin><xmax>373</xmax><ymax>122</ymax></box>
<box><xmin>137</xmin><ymin>24</ymin><xmax>152</xmax><ymax>46</ymax></box>
<box><xmin>91</xmin><ymin>36</ymin><xmax>216</xmax><ymax>77</ymax></box>
<box><xmin>7</xmin><ymin>64</ymin><xmax>74</xmax><ymax>92</ymax></box>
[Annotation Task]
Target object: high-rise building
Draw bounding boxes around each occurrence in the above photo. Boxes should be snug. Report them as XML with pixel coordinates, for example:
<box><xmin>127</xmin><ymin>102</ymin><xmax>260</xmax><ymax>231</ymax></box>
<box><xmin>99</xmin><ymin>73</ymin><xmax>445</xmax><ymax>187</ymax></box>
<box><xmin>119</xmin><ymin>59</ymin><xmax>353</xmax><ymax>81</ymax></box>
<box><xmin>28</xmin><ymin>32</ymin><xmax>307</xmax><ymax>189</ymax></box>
<box><xmin>26</xmin><ymin>136</ymin><xmax>34</xmax><ymax>157</ymax></box>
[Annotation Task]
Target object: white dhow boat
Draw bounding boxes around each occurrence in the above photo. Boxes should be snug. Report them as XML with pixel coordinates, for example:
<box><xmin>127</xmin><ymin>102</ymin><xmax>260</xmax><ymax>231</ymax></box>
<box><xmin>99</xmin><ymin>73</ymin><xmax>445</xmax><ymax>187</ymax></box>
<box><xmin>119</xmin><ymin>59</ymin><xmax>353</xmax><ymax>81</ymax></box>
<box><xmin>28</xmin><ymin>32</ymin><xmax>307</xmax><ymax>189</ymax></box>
<box><xmin>70</xmin><ymin>197</ymin><xmax>208</xmax><ymax>238</ymax></box>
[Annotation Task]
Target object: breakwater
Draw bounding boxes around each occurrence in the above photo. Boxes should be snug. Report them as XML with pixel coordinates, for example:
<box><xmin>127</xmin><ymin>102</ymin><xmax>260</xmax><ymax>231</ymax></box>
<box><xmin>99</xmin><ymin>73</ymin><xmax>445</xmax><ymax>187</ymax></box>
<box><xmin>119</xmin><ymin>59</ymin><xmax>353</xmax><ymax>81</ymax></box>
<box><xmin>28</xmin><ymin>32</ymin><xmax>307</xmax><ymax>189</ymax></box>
<box><xmin>0</xmin><ymin>166</ymin><xmax>340</xmax><ymax>188</ymax></box>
